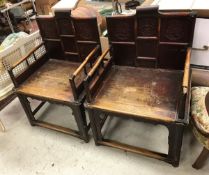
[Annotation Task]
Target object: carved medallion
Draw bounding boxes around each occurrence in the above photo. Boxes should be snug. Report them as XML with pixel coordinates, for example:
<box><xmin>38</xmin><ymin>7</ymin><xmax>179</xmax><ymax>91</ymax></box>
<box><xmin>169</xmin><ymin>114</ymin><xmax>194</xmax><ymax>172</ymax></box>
<box><xmin>164</xmin><ymin>20</ymin><xmax>184</xmax><ymax>41</ymax></box>
<box><xmin>138</xmin><ymin>18</ymin><xmax>157</xmax><ymax>36</ymax></box>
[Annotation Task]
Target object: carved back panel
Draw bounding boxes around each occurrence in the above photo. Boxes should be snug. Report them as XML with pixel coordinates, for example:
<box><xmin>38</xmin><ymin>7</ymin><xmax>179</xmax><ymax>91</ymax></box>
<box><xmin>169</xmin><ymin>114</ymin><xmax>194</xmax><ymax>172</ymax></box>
<box><xmin>158</xmin><ymin>13</ymin><xmax>195</xmax><ymax>69</ymax></box>
<box><xmin>106</xmin><ymin>6</ymin><xmax>195</xmax><ymax>69</ymax></box>
<box><xmin>136</xmin><ymin>6</ymin><xmax>159</xmax><ymax>67</ymax></box>
<box><xmin>106</xmin><ymin>15</ymin><xmax>136</xmax><ymax>66</ymax></box>
<box><xmin>37</xmin><ymin>13</ymin><xmax>102</xmax><ymax>63</ymax></box>
<box><xmin>36</xmin><ymin>16</ymin><xmax>64</xmax><ymax>60</ymax></box>
<box><xmin>136</xmin><ymin>6</ymin><xmax>195</xmax><ymax>70</ymax></box>
<box><xmin>55</xmin><ymin>12</ymin><xmax>80</xmax><ymax>62</ymax></box>
<box><xmin>72</xmin><ymin>17</ymin><xmax>101</xmax><ymax>61</ymax></box>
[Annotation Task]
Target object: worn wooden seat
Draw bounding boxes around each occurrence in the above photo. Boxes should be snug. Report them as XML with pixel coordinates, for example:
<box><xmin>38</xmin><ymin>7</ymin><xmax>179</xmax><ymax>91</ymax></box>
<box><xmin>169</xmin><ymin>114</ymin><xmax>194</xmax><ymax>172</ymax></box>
<box><xmin>89</xmin><ymin>66</ymin><xmax>183</xmax><ymax>122</ymax></box>
<box><xmin>17</xmin><ymin>59</ymin><xmax>84</xmax><ymax>103</ymax></box>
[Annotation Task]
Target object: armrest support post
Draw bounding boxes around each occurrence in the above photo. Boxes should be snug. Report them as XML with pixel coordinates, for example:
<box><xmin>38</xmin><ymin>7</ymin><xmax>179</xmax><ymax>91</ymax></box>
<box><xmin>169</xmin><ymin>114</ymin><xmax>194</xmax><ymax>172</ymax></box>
<box><xmin>69</xmin><ymin>45</ymin><xmax>100</xmax><ymax>101</ymax></box>
<box><xmin>84</xmin><ymin>48</ymin><xmax>111</xmax><ymax>103</ymax></box>
<box><xmin>183</xmin><ymin>48</ymin><xmax>192</xmax><ymax>94</ymax></box>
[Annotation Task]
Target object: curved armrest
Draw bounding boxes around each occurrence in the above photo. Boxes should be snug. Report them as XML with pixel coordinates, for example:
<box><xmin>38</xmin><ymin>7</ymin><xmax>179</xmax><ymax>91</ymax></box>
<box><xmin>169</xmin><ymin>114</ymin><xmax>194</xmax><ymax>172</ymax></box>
<box><xmin>183</xmin><ymin>48</ymin><xmax>192</xmax><ymax>94</ymax></box>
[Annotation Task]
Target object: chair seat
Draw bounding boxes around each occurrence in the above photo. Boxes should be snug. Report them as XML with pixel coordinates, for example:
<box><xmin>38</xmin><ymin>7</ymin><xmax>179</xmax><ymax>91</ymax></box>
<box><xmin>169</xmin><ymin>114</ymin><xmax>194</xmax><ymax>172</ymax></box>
<box><xmin>88</xmin><ymin>66</ymin><xmax>183</xmax><ymax>122</ymax></box>
<box><xmin>191</xmin><ymin>87</ymin><xmax>209</xmax><ymax>135</ymax></box>
<box><xmin>17</xmin><ymin>59</ymin><xmax>84</xmax><ymax>103</ymax></box>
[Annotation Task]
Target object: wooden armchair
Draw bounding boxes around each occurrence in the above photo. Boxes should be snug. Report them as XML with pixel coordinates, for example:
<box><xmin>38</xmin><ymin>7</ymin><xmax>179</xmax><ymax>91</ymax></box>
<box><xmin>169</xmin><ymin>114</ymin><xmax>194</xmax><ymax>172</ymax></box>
<box><xmin>84</xmin><ymin>6</ymin><xmax>196</xmax><ymax>166</ymax></box>
<box><xmin>8</xmin><ymin>14</ymin><xmax>101</xmax><ymax>142</ymax></box>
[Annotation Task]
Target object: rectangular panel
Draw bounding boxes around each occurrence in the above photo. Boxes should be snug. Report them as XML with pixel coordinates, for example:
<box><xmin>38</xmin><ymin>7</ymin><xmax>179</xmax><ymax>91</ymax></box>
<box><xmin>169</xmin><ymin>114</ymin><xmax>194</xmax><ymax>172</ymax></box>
<box><xmin>77</xmin><ymin>43</ymin><xmax>100</xmax><ymax>61</ymax></box>
<box><xmin>137</xmin><ymin>39</ymin><xmax>158</xmax><ymax>57</ymax></box>
<box><xmin>106</xmin><ymin>16</ymin><xmax>135</xmax><ymax>42</ymax></box>
<box><xmin>160</xmin><ymin>17</ymin><xmax>195</xmax><ymax>44</ymax></box>
<box><xmin>136</xmin><ymin>58</ymin><xmax>157</xmax><ymax>68</ymax></box>
<box><xmin>45</xmin><ymin>41</ymin><xmax>64</xmax><ymax>59</ymax></box>
<box><xmin>55</xmin><ymin>12</ymin><xmax>74</xmax><ymax>35</ymax></box>
<box><xmin>137</xmin><ymin>17</ymin><xmax>158</xmax><ymax>37</ymax></box>
<box><xmin>36</xmin><ymin>17</ymin><xmax>59</xmax><ymax>39</ymax></box>
<box><xmin>158</xmin><ymin>44</ymin><xmax>187</xmax><ymax>70</ymax></box>
<box><xmin>64</xmin><ymin>54</ymin><xmax>80</xmax><ymax>62</ymax></box>
<box><xmin>112</xmin><ymin>44</ymin><xmax>135</xmax><ymax>66</ymax></box>
<box><xmin>61</xmin><ymin>37</ymin><xmax>77</xmax><ymax>53</ymax></box>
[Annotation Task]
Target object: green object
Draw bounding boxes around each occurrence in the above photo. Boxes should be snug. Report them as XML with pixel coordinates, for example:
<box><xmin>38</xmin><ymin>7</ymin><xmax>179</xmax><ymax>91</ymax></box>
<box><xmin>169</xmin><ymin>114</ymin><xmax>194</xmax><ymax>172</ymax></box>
<box><xmin>1</xmin><ymin>32</ymin><xmax>28</xmax><ymax>49</ymax></box>
<box><xmin>99</xmin><ymin>8</ymin><xmax>113</xmax><ymax>17</ymax></box>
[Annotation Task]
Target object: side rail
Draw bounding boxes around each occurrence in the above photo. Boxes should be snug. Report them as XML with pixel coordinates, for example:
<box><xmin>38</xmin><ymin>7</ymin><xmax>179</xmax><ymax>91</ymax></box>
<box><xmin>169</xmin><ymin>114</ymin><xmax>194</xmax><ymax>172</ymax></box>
<box><xmin>84</xmin><ymin>48</ymin><xmax>113</xmax><ymax>103</ymax></box>
<box><xmin>69</xmin><ymin>45</ymin><xmax>101</xmax><ymax>101</ymax></box>
<box><xmin>178</xmin><ymin>48</ymin><xmax>192</xmax><ymax>124</ymax></box>
<box><xmin>8</xmin><ymin>42</ymin><xmax>47</xmax><ymax>88</ymax></box>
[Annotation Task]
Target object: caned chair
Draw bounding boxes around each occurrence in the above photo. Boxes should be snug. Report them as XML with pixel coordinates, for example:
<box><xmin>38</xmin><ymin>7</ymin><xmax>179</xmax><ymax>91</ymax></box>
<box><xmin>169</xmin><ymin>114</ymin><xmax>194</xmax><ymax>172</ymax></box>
<box><xmin>191</xmin><ymin>87</ymin><xmax>209</xmax><ymax>169</ymax></box>
<box><xmin>8</xmin><ymin>13</ymin><xmax>101</xmax><ymax>142</ymax></box>
<box><xmin>84</xmin><ymin>6</ymin><xmax>196</xmax><ymax>166</ymax></box>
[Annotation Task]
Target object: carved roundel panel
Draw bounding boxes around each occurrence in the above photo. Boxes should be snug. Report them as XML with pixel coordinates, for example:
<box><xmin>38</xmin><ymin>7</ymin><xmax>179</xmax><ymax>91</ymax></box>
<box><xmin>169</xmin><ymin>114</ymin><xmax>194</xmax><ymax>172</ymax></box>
<box><xmin>75</xmin><ymin>21</ymin><xmax>95</xmax><ymax>41</ymax></box>
<box><xmin>164</xmin><ymin>20</ymin><xmax>184</xmax><ymax>41</ymax></box>
<box><xmin>138</xmin><ymin>18</ymin><xmax>158</xmax><ymax>36</ymax></box>
<box><xmin>114</xmin><ymin>22</ymin><xmax>133</xmax><ymax>41</ymax></box>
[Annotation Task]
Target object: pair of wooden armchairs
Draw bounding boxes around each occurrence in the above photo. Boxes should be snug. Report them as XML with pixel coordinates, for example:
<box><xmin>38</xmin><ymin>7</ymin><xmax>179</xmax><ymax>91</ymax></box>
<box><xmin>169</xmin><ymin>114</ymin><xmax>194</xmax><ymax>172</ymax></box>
<box><xmin>8</xmin><ymin>6</ymin><xmax>195</xmax><ymax>167</ymax></box>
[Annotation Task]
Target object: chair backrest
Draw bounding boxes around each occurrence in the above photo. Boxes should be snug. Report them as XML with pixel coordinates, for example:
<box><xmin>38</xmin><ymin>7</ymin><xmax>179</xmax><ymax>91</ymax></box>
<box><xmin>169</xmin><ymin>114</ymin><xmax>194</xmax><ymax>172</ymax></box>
<box><xmin>72</xmin><ymin>17</ymin><xmax>101</xmax><ymax>61</ymax></box>
<box><xmin>36</xmin><ymin>16</ymin><xmax>64</xmax><ymax>60</ymax></box>
<box><xmin>106</xmin><ymin>15</ymin><xmax>135</xmax><ymax>66</ymax></box>
<box><xmin>106</xmin><ymin>6</ymin><xmax>196</xmax><ymax>70</ymax></box>
<box><xmin>37</xmin><ymin>13</ymin><xmax>101</xmax><ymax>63</ymax></box>
<box><xmin>55</xmin><ymin>11</ymin><xmax>80</xmax><ymax>62</ymax></box>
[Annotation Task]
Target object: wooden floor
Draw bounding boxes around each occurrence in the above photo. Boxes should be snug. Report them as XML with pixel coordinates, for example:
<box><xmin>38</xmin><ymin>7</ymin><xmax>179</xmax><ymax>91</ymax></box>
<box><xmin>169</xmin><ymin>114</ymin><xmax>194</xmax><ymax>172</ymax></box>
<box><xmin>17</xmin><ymin>59</ymin><xmax>84</xmax><ymax>103</ymax></box>
<box><xmin>89</xmin><ymin>66</ymin><xmax>183</xmax><ymax>122</ymax></box>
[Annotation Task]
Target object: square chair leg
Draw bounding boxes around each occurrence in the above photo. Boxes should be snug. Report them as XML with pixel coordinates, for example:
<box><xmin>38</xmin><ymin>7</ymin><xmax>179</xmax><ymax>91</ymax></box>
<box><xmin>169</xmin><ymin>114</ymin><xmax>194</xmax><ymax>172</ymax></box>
<box><xmin>192</xmin><ymin>147</ymin><xmax>209</xmax><ymax>169</ymax></box>
<box><xmin>17</xmin><ymin>94</ymin><xmax>89</xmax><ymax>142</ymax></box>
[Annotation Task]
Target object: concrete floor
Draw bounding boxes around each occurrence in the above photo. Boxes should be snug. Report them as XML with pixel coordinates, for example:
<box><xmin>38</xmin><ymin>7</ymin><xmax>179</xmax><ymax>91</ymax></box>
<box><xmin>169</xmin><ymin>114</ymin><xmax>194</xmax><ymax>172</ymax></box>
<box><xmin>0</xmin><ymin>98</ymin><xmax>208</xmax><ymax>175</ymax></box>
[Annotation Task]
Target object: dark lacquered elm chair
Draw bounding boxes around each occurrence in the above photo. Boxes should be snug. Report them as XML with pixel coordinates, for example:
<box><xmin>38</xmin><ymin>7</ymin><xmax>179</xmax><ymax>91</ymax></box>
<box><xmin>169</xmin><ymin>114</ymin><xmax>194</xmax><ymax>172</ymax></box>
<box><xmin>8</xmin><ymin>14</ymin><xmax>101</xmax><ymax>142</ymax></box>
<box><xmin>84</xmin><ymin>6</ymin><xmax>196</xmax><ymax>166</ymax></box>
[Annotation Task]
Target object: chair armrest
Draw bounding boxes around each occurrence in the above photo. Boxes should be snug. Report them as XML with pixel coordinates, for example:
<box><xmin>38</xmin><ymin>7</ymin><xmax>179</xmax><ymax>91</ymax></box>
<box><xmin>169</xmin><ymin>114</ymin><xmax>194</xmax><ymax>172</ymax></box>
<box><xmin>88</xmin><ymin>48</ymin><xmax>110</xmax><ymax>77</ymax></box>
<box><xmin>71</xmin><ymin>45</ymin><xmax>100</xmax><ymax>80</ymax></box>
<box><xmin>84</xmin><ymin>48</ymin><xmax>112</xmax><ymax>102</ymax></box>
<box><xmin>10</xmin><ymin>42</ymin><xmax>44</xmax><ymax>71</ymax></box>
<box><xmin>69</xmin><ymin>45</ymin><xmax>100</xmax><ymax>101</ymax></box>
<box><xmin>8</xmin><ymin>42</ymin><xmax>47</xmax><ymax>88</ymax></box>
<box><xmin>182</xmin><ymin>47</ymin><xmax>192</xmax><ymax>94</ymax></box>
<box><xmin>177</xmin><ymin>48</ymin><xmax>192</xmax><ymax>124</ymax></box>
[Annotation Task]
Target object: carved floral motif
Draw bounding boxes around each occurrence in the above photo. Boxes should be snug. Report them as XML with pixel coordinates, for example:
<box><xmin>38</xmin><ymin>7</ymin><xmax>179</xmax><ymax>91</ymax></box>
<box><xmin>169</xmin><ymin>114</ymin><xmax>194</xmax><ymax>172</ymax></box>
<box><xmin>164</xmin><ymin>20</ymin><xmax>184</xmax><ymax>41</ymax></box>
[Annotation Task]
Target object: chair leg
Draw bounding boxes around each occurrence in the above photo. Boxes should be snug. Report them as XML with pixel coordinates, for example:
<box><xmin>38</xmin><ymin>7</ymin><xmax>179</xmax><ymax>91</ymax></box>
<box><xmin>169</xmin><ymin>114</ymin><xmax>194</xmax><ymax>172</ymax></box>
<box><xmin>0</xmin><ymin>119</ymin><xmax>5</xmax><ymax>132</ymax></box>
<box><xmin>72</xmin><ymin>104</ymin><xmax>89</xmax><ymax>143</ymax></box>
<box><xmin>17</xmin><ymin>94</ymin><xmax>36</xmax><ymax>126</ymax></box>
<box><xmin>168</xmin><ymin>123</ymin><xmax>184</xmax><ymax>167</ymax></box>
<box><xmin>192</xmin><ymin>147</ymin><xmax>209</xmax><ymax>169</ymax></box>
<box><xmin>87</xmin><ymin>109</ymin><xmax>101</xmax><ymax>145</ymax></box>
